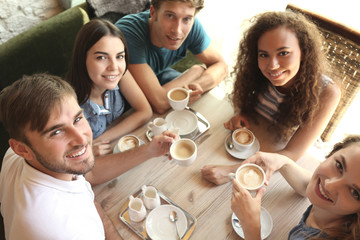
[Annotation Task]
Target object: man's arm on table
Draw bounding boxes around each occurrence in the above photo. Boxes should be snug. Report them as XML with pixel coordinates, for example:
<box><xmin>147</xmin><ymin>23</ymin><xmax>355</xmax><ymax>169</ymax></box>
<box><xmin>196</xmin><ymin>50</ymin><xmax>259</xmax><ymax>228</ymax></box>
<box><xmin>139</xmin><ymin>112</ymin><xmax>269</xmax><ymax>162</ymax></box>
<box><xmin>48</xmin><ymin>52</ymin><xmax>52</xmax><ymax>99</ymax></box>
<box><xmin>85</xmin><ymin>145</ymin><xmax>153</xmax><ymax>186</ymax></box>
<box><xmin>85</xmin><ymin>133</ymin><xmax>175</xmax><ymax>186</ymax></box>
<box><xmin>191</xmin><ymin>42</ymin><xmax>228</xmax><ymax>90</ymax></box>
<box><xmin>128</xmin><ymin>44</ymin><xmax>228</xmax><ymax>114</ymax></box>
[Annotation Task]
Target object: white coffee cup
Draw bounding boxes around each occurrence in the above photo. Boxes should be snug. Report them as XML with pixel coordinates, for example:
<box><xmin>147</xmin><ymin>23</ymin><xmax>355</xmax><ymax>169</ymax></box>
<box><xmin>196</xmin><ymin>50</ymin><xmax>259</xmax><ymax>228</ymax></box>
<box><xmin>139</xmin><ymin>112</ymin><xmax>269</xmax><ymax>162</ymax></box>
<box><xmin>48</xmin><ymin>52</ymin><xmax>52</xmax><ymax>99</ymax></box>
<box><xmin>229</xmin><ymin>163</ymin><xmax>265</xmax><ymax>196</ymax></box>
<box><xmin>147</xmin><ymin>118</ymin><xmax>168</xmax><ymax>137</ymax></box>
<box><xmin>128</xmin><ymin>195</ymin><xmax>146</xmax><ymax>222</ymax></box>
<box><xmin>141</xmin><ymin>185</ymin><xmax>161</xmax><ymax>210</ymax></box>
<box><xmin>167</xmin><ymin>87</ymin><xmax>190</xmax><ymax>111</ymax></box>
<box><xmin>113</xmin><ymin>135</ymin><xmax>140</xmax><ymax>153</ymax></box>
<box><xmin>170</xmin><ymin>139</ymin><xmax>197</xmax><ymax>166</ymax></box>
<box><xmin>232</xmin><ymin>128</ymin><xmax>255</xmax><ymax>152</ymax></box>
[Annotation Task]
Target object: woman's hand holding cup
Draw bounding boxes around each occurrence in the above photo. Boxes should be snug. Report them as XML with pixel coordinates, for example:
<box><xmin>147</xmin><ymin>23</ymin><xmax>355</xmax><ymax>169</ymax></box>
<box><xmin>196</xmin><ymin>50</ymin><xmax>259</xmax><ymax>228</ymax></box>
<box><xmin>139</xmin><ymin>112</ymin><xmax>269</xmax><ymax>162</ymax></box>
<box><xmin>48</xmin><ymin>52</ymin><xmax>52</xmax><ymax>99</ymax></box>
<box><xmin>230</xmin><ymin>163</ymin><xmax>265</xmax><ymax>239</ymax></box>
<box><xmin>231</xmin><ymin>179</ymin><xmax>264</xmax><ymax>239</ymax></box>
<box><xmin>242</xmin><ymin>152</ymin><xmax>290</xmax><ymax>185</ymax></box>
<box><xmin>229</xmin><ymin>163</ymin><xmax>266</xmax><ymax>197</ymax></box>
<box><xmin>224</xmin><ymin>114</ymin><xmax>250</xmax><ymax>131</ymax></box>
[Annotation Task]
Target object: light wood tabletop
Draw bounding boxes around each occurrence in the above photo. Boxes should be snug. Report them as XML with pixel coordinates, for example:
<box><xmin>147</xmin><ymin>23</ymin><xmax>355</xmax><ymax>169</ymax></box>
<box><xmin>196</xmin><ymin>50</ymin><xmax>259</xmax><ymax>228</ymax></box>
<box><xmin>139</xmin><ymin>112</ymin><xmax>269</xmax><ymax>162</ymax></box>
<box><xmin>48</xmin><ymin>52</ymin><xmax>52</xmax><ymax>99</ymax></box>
<box><xmin>92</xmin><ymin>87</ymin><xmax>320</xmax><ymax>240</ymax></box>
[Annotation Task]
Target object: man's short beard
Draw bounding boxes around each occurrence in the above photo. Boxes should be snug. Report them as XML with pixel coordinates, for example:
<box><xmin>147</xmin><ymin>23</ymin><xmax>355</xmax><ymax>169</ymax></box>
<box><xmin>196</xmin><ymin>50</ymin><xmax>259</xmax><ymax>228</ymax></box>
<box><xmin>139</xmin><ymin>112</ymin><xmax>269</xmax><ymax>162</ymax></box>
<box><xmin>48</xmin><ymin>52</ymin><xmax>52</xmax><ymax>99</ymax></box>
<box><xmin>28</xmin><ymin>141</ymin><xmax>95</xmax><ymax>176</ymax></box>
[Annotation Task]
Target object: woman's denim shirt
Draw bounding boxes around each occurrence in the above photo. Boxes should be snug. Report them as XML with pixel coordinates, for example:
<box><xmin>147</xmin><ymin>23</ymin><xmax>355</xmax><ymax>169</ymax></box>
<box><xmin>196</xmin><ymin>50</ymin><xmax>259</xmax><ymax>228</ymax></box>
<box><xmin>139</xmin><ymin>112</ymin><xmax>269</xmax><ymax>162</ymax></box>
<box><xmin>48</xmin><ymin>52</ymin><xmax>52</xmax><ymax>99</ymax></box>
<box><xmin>81</xmin><ymin>86</ymin><xmax>125</xmax><ymax>139</ymax></box>
<box><xmin>288</xmin><ymin>205</ymin><xmax>328</xmax><ymax>239</ymax></box>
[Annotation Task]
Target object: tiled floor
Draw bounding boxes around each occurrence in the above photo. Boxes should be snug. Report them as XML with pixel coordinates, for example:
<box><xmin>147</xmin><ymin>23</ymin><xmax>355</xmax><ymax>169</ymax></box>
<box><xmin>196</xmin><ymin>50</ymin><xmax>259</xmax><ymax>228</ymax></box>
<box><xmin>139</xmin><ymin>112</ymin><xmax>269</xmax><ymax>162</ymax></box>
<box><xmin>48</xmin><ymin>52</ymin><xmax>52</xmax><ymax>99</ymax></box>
<box><xmin>197</xmin><ymin>0</ymin><xmax>360</xmax><ymax>157</ymax></box>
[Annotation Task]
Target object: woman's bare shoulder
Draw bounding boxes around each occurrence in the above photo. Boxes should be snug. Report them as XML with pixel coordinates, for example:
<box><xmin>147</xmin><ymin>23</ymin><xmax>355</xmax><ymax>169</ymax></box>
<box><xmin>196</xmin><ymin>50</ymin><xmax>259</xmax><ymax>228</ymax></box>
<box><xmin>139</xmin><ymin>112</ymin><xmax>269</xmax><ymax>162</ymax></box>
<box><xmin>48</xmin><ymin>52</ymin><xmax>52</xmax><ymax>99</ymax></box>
<box><xmin>321</xmin><ymin>80</ymin><xmax>341</xmax><ymax>101</ymax></box>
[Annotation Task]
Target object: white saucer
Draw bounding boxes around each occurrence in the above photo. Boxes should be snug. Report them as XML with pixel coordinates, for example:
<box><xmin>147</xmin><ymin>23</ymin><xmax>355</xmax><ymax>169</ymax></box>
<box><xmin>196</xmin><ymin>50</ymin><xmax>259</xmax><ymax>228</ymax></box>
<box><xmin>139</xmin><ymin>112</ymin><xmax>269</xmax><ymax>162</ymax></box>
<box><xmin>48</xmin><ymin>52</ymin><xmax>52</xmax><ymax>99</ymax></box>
<box><xmin>146</xmin><ymin>204</ymin><xmax>187</xmax><ymax>240</ymax></box>
<box><xmin>165</xmin><ymin>110</ymin><xmax>198</xmax><ymax>137</ymax></box>
<box><xmin>225</xmin><ymin>134</ymin><xmax>260</xmax><ymax>159</ymax></box>
<box><xmin>231</xmin><ymin>207</ymin><xmax>273</xmax><ymax>239</ymax></box>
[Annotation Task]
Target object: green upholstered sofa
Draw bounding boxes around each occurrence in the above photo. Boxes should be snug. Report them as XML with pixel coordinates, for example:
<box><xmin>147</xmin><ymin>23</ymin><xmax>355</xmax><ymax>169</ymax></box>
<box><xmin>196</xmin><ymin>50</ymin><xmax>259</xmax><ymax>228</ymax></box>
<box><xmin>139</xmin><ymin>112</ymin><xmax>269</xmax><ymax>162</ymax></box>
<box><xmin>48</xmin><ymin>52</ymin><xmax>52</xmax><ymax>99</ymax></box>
<box><xmin>0</xmin><ymin>3</ymin><xmax>92</xmax><ymax>237</ymax></box>
<box><xmin>0</xmin><ymin>3</ymin><xmax>91</xmax><ymax>162</ymax></box>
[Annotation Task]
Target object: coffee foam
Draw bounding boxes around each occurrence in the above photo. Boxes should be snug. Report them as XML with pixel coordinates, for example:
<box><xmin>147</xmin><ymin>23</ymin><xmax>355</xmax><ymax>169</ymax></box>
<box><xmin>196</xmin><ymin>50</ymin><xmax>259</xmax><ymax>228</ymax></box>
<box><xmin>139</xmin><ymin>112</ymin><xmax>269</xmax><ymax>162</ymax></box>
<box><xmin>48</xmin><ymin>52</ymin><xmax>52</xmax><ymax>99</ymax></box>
<box><xmin>119</xmin><ymin>136</ymin><xmax>139</xmax><ymax>151</ymax></box>
<box><xmin>238</xmin><ymin>132</ymin><xmax>251</xmax><ymax>143</ymax></box>
<box><xmin>237</xmin><ymin>167</ymin><xmax>263</xmax><ymax>188</ymax></box>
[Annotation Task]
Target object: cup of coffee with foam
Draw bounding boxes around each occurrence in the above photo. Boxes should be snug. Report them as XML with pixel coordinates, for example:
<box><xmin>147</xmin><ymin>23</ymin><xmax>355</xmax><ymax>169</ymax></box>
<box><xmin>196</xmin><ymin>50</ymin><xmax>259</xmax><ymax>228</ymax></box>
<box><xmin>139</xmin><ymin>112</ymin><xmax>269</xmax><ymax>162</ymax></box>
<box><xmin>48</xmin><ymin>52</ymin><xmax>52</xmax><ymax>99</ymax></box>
<box><xmin>170</xmin><ymin>138</ymin><xmax>197</xmax><ymax>166</ymax></box>
<box><xmin>229</xmin><ymin>163</ymin><xmax>265</xmax><ymax>196</ymax></box>
<box><xmin>113</xmin><ymin>135</ymin><xmax>140</xmax><ymax>153</ymax></box>
<box><xmin>167</xmin><ymin>87</ymin><xmax>190</xmax><ymax>111</ymax></box>
<box><xmin>232</xmin><ymin>128</ymin><xmax>255</xmax><ymax>152</ymax></box>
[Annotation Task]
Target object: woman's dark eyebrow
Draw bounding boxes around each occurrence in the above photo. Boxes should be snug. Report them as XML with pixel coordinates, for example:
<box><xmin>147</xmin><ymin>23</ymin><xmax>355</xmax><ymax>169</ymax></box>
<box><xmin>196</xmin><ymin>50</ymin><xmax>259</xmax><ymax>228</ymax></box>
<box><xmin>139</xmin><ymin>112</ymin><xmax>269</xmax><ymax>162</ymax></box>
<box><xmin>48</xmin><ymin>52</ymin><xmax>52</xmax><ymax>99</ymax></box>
<box><xmin>258</xmin><ymin>47</ymin><xmax>290</xmax><ymax>53</ymax></box>
<box><xmin>341</xmin><ymin>155</ymin><xmax>360</xmax><ymax>193</ymax></box>
<box><xmin>277</xmin><ymin>46</ymin><xmax>290</xmax><ymax>51</ymax></box>
<box><xmin>94</xmin><ymin>51</ymin><xmax>108</xmax><ymax>55</ymax></box>
<box><xmin>94</xmin><ymin>51</ymin><xmax>125</xmax><ymax>55</ymax></box>
<box><xmin>340</xmin><ymin>155</ymin><xmax>347</xmax><ymax>172</ymax></box>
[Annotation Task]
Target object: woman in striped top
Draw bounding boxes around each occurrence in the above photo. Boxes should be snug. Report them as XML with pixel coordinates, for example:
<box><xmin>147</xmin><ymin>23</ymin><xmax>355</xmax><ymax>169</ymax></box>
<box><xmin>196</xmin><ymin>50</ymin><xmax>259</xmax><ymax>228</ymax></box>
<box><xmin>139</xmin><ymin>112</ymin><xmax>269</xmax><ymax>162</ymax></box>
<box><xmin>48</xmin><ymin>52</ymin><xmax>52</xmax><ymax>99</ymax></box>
<box><xmin>201</xmin><ymin>10</ymin><xmax>340</xmax><ymax>185</ymax></box>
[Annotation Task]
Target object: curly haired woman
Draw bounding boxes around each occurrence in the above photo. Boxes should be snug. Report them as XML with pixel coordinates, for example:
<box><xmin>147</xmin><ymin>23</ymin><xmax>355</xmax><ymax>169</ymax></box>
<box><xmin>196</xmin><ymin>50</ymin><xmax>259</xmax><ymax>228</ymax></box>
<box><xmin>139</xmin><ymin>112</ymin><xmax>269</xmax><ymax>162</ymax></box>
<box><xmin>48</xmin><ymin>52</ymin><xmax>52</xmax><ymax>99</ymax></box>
<box><xmin>201</xmin><ymin>10</ymin><xmax>341</xmax><ymax>185</ymax></box>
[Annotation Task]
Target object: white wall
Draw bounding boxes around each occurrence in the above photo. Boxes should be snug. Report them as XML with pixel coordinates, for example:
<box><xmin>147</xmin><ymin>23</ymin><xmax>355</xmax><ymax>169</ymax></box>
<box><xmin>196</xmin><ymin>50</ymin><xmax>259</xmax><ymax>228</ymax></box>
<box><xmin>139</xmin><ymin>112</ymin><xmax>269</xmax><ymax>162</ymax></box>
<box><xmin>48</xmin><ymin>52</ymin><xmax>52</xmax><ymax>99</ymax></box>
<box><xmin>0</xmin><ymin>0</ymin><xmax>63</xmax><ymax>44</ymax></box>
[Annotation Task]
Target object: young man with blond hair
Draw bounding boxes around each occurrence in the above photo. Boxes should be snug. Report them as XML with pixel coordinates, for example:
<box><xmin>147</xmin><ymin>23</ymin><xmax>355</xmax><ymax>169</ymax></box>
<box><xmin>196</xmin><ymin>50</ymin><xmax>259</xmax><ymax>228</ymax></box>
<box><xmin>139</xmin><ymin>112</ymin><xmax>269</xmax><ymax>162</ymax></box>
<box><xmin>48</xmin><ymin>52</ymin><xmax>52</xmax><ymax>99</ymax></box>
<box><xmin>116</xmin><ymin>0</ymin><xmax>228</xmax><ymax>113</ymax></box>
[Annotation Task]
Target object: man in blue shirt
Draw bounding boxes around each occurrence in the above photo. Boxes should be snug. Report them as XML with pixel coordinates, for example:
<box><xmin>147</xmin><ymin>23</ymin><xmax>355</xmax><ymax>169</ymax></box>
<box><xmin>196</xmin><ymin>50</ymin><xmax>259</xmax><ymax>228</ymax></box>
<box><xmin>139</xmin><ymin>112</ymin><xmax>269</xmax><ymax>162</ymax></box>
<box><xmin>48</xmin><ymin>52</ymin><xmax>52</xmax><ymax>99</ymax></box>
<box><xmin>116</xmin><ymin>0</ymin><xmax>228</xmax><ymax>113</ymax></box>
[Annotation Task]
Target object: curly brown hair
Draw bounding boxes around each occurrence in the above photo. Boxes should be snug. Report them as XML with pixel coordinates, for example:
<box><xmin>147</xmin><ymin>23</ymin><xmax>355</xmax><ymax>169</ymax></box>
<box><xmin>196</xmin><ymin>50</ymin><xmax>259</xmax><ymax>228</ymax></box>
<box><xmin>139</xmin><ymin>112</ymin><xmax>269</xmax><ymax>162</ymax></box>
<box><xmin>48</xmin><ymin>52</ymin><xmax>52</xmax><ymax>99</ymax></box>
<box><xmin>231</xmin><ymin>10</ymin><xmax>329</xmax><ymax>140</ymax></box>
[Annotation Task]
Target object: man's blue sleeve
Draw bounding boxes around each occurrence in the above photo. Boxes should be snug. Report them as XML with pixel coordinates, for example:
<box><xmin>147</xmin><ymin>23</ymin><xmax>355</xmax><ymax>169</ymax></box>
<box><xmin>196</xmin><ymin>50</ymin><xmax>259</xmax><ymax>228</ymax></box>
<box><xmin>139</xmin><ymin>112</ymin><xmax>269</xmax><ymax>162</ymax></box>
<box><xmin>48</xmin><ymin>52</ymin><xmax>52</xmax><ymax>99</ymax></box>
<box><xmin>187</xmin><ymin>18</ymin><xmax>211</xmax><ymax>55</ymax></box>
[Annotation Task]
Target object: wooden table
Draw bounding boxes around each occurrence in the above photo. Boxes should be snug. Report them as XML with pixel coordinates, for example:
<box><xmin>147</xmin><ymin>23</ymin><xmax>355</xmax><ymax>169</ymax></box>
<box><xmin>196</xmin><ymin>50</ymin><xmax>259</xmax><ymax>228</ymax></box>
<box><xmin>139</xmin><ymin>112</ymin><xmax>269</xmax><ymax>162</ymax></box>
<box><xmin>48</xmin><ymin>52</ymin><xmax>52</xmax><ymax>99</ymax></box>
<box><xmin>92</xmin><ymin>87</ymin><xmax>320</xmax><ymax>240</ymax></box>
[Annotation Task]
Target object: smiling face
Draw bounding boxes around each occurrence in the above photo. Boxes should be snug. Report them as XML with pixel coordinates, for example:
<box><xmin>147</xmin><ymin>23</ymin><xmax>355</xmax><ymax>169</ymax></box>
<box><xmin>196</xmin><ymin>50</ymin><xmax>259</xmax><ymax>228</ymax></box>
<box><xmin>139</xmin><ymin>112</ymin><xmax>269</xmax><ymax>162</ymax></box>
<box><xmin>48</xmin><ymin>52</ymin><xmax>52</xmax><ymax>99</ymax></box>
<box><xmin>149</xmin><ymin>1</ymin><xmax>195</xmax><ymax>50</ymax></box>
<box><xmin>24</xmin><ymin>95</ymin><xmax>94</xmax><ymax>181</ymax></box>
<box><xmin>306</xmin><ymin>144</ymin><xmax>360</xmax><ymax>217</ymax></box>
<box><xmin>86</xmin><ymin>35</ymin><xmax>126</xmax><ymax>95</ymax></box>
<box><xmin>257</xmin><ymin>26</ymin><xmax>302</xmax><ymax>93</ymax></box>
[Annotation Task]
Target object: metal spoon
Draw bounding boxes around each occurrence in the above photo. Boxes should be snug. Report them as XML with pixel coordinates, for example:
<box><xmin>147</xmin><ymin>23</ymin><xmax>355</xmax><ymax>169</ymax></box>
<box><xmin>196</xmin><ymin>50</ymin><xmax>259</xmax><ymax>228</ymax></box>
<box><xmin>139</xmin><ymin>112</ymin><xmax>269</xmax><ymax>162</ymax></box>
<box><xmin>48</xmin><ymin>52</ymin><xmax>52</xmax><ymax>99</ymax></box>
<box><xmin>169</xmin><ymin>211</ymin><xmax>181</xmax><ymax>240</ymax></box>
<box><xmin>227</xmin><ymin>138</ymin><xmax>234</xmax><ymax>149</ymax></box>
<box><xmin>233</xmin><ymin>218</ymin><xmax>241</xmax><ymax>228</ymax></box>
